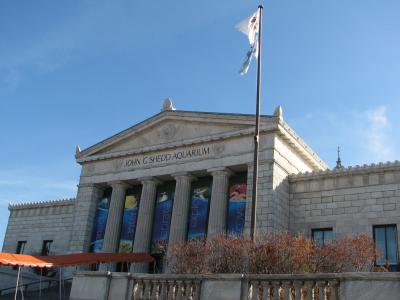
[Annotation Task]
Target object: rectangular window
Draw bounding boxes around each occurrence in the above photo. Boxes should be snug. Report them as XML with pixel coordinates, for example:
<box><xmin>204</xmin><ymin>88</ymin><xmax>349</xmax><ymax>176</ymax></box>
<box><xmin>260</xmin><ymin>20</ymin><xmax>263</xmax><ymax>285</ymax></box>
<box><xmin>312</xmin><ymin>228</ymin><xmax>333</xmax><ymax>247</ymax></box>
<box><xmin>373</xmin><ymin>225</ymin><xmax>399</xmax><ymax>271</ymax></box>
<box><xmin>41</xmin><ymin>240</ymin><xmax>53</xmax><ymax>256</ymax></box>
<box><xmin>16</xmin><ymin>241</ymin><xmax>27</xmax><ymax>254</ymax></box>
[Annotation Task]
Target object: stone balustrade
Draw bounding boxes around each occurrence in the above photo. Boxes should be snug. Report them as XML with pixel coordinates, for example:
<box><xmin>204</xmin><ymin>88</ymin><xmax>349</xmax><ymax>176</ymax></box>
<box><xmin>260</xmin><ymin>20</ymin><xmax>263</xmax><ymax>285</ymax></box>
<box><xmin>70</xmin><ymin>271</ymin><xmax>400</xmax><ymax>300</ymax></box>
<box><xmin>132</xmin><ymin>276</ymin><xmax>201</xmax><ymax>300</ymax></box>
<box><xmin>245</xmin><ymin>274</ymin><xmax>340</xmax><ymax>300</ymax></box>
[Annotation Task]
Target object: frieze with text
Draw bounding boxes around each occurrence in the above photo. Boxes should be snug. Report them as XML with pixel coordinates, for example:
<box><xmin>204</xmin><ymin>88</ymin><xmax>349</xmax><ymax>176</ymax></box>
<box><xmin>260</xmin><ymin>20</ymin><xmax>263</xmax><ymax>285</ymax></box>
<box><xmin>124</xmin><ymin>146</ymin><xmax>211</xmax><ymax>168</ymax></box>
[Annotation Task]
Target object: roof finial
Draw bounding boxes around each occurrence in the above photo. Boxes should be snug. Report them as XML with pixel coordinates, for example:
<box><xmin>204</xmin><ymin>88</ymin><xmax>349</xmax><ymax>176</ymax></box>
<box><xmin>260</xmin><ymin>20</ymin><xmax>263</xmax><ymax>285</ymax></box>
<box><xmin>274</xmin><ymin>105</ymin><xmax>283</xmax><ymax>120</ymax></box>
<box><xmin>335</xmin><ymin>146</ymin><xmax>343</xmax><ymax>169</ymax></box>
<box><xmin>75</xmin><ymin>145</ymin><xmax>81</xmax><ymax>156</ymax></box>
<box><xmin>162</xmin><ymin>98</ymin><xmax>176</xmax><ymax>111</ymax></box>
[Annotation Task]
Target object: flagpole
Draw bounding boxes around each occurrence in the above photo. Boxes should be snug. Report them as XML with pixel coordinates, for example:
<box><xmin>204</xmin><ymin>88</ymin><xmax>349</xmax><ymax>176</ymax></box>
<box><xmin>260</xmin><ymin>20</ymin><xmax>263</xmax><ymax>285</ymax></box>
<box><xmin>250</xmin><ymin>5</ymin><xmax>263</xmax><ymax>242</ymax></box>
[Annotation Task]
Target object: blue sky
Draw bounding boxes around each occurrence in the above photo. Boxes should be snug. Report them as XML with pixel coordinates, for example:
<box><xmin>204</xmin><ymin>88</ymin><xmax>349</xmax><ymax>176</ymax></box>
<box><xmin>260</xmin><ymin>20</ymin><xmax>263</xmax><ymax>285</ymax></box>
<box><xmin>1</xmin><ymin>0</ymin><xmax>400</xmax><ymax>248</ymax></box>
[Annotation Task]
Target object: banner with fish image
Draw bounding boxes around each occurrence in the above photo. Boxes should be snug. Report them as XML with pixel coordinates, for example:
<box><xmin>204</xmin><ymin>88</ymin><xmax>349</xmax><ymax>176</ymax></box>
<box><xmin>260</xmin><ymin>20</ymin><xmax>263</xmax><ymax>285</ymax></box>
<box><xmin>118</xmin><ymin>194</ymin><xmax>140</xmax><ymax>253</ymax></box>
<box><xmin>90</xmin><ymin>196</ymin><xmax>111</xmax><ymax>253</ymax></box>
<box><xmin>151</xmin><ymin>191</ymin><xmax>174</xmax><ymax>253</ymax></box>
<box><xmin>227</xmin><ymin>183</ymin><xmax>247</xmax><ymax>237</ymax></box>
<box><xmin>187</xmin><ymin>186</ymin><xmax>211</xmax><ymax>240</ymax></box>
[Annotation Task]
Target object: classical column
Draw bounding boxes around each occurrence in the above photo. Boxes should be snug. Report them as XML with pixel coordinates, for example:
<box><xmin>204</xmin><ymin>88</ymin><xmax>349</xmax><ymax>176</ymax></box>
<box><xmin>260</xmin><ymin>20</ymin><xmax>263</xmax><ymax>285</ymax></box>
<box><xmin>130</xmin><ymin>177</ymin><xmax>160</xmax><ymax>273</ymax></box>
<box><xmin>168</xmin><ymin>173</ymin><xmax>195</xmax><ymax>245</ymax></box>
<box><xmin>207</xmin><ymin>167</ymin><xmax>232</xmax><ymax>237</ymax></box>
<box><xmin>100</xmin><ymin>181</ymin><xmax>129</xmax><ymax>271</ymax></box>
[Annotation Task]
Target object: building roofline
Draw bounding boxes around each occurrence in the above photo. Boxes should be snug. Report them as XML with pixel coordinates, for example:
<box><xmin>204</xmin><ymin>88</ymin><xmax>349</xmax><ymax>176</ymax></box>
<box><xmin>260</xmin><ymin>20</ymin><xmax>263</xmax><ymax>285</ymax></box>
<box><xmin>9</xmin><ymin>198</ymin><xmax>75</xmax><ymax>210</ymax></box>
<box><xmin>289</xmin><ymin>160</ymin><xmax>400</xmax><ymax>182</ymax></box>
<box><xmin>76</xmin><ymin>109</ymin><xmax>274</xmax><ymax>160</ymax></box>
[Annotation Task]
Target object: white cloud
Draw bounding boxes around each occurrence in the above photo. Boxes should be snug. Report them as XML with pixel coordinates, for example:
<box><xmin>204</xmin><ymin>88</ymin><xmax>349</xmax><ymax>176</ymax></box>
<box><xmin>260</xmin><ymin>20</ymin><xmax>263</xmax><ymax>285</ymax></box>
<box><xmin>367</xmin><ymin>106</ymin><xmax>388</xmax><ymax>127</ymax></box>
<box><xmin>290</xmin><ymin>106</ymin><xmax>399</xmax><ymax>167</ymax></box>
<box><xmin>363</xmin><ymin>106</ymin><xmax>395</xmax><ymax>162</ymax></box>
<box><xmin>0</xmin><ymin>171</ymin><xmax>77</xmax><ymax>205</ymax></box>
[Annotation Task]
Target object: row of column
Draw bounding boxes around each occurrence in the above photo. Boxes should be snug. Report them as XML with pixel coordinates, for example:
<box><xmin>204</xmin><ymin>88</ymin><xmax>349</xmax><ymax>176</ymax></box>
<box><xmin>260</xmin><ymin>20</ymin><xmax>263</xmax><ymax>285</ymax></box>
<box><xmin>100</xmin><ymin>167</ymin><xmax>233</xmax><ymax>272</ymax></box>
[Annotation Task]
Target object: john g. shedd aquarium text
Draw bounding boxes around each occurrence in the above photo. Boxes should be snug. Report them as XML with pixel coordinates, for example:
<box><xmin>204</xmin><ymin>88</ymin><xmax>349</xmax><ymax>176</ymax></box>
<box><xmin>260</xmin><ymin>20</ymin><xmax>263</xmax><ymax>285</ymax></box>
<box><xmin>124</xmin><ymin>146</ymin><xmax>210</xmax><ymax>168</ymax></box>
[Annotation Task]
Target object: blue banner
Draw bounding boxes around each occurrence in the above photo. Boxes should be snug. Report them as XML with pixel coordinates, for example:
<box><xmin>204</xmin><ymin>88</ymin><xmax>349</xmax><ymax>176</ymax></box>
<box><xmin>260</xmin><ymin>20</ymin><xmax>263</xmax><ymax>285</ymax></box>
<box><xmin>227</xmin><ymin>183</ymin><xmax>247</xmax><ymax>237</ymax></box>
<box><xmin>119</xmin><ymin>195</ymin><xmax>139</xmax><ymax>253</ymax></box>
<box><xmin>187</xmin><ymin>187</ymin><xmax>210</xmax><ymax>240</ymax></box>
<box><xmin>151</xmin><ymin>192</ymin><xmax>173</xmax><ymax>252</ymax></box>
<box><xmin>90</xmin><ymin>197</ymin><xmax>110</xmax><ymax>253</ymax></box>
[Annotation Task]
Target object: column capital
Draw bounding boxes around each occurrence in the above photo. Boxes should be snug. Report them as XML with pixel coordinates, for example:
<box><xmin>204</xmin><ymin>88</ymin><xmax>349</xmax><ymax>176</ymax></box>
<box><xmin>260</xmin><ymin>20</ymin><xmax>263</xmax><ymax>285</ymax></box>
<box><xmin>207</xmin><ymin>167</ymin><xmax>233</xmax><ymax>177</ymax></box>
<box><xmin>77</xmin><ymin>183</ymin><xmax>95</xmax><ymax>188</ymax></box>
<box><xmin>172</xmin><ymin>172</ymin><xmax>197</xmax><ymax>181</ymax></box>
<box><xmin>109</xmin><ymin>181</ymin><xmax>130</xmax><ymax>190</ymax></box>
<box><xmin>139</xmin><ymin>177</ymin><xmax>162</xmax><ymax>186</ymax></box>
<box><xmin>77</xmin><ymin>183</ymin><xmax>105</xmax><ymax>191</ymax></box>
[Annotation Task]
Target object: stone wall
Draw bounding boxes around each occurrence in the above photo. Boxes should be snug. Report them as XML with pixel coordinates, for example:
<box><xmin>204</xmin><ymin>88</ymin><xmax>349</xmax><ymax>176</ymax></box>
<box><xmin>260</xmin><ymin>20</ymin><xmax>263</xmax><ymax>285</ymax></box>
<box><xmin>244</xmin><ymin>130</ymin><xmax>326</xmax><ymax>234</ymax></box>
<box><xmin>289</xmin><ymin>162</ymin><xmax>400</xmax><ymax>245</ymax></box>
<box><xmin>267</xmin><ymin>133</ymin><xmax>322</xmax><ymax>232</ymax></box>
<box><xmin>69</xmin><ymin>185</ymin><xmax>104</xmax><ymax>253</ymax></box>
<box><xmin>2</xmin><ymin>199</ymin><xmax>75</xmax><ymax>255</ymax></box>
<box><xmin>245</xmin><ymin>160</ymin><xmax>273</xmax><ymax>234</ymax></box>
<box><xmin>69</xmin><ymin>271</ymin><xmax>400</xmax><ymax>300</ymax></box>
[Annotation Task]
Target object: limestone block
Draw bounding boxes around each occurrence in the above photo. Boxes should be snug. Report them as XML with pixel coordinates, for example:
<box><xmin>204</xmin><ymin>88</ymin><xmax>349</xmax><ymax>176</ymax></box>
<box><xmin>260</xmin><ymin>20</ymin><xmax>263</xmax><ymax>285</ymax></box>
<box><xmin>321</xmin><ymin>208</ymin><xmax>333</xmax><ymax>216</ymax></box>
<box><xmin>332</xmin><ymin>208</ymin><xmax>345</xmax><ymax>215</ymax></box>
<box><xmin>369</xmin><ymin>174</ymin><xmax>379</xmax><ymax>185</ymax></box>
<box><xmin>345</xmin><ymin>207</ymin><xmax>358</xmax><ymax>214</ymax></box>
<box><xmin>69</xmin><ymin>273</ymin><xmax>109</xmax><ymax>300</ymax></box>
<box><xmin>383</xmin><ymin>190</ymin><xmax>396</xmax><ymax>197</ymax></box>
<box><xmin>340</xmin><ymin>279</ymin><xmax>400</xmax><ymax>300</ymax></box>
<box><xmin>383</xmin><ymin>204</ymin><xmax>396</xmax><ymax>211</ymax></box>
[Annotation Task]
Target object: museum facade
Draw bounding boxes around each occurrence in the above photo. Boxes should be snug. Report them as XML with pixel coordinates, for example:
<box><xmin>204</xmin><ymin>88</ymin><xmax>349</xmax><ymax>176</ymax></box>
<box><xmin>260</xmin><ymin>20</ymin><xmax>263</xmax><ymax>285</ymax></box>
<box><xmin>3</xmin><ymin>100</ymin><xmax>400</xmax><ymax>271</ymax></box>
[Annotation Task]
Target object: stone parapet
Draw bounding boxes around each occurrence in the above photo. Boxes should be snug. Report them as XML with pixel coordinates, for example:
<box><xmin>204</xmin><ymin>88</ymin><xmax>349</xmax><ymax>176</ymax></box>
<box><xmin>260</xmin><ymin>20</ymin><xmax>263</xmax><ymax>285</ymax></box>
<box><xmin>289</xmin><ymin>161</ymin><xmax>400</xmax><ymax>194</ymax></box>
<box><xmin>8</xmin><ymin>198</ymin><xmax>75</xmax><ymax>210</ymax></box>
<box><xmin>70</xmin><ymin>271</ymin><xmax>400</xmax><ymax>300</ymax></box>
<box><xmin>290</xmin><ymin>161</ymin><xmax>400</xmax><ymax>181</ymax></box>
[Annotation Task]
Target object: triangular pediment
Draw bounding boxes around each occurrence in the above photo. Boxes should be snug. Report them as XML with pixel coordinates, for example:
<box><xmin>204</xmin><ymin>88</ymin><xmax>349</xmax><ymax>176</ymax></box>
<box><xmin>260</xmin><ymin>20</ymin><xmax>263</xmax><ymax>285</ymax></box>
<box><xmin>76</xmin><ymin>110</ymin><xmax>274</xmax><ymax>162</ymax></box>
<box><xmin>96</xmin><ymin>119</ymin><xmax>248</xmax><ymax>154</ymax></box>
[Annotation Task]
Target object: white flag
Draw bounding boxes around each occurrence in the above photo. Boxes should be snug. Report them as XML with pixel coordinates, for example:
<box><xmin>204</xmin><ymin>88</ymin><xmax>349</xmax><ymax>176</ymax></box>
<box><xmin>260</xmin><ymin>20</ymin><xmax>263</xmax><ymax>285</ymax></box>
<box><xmin>236</xmin><ymin>9</ymin><xmax>260</xmax><ymax>75</ymax></box>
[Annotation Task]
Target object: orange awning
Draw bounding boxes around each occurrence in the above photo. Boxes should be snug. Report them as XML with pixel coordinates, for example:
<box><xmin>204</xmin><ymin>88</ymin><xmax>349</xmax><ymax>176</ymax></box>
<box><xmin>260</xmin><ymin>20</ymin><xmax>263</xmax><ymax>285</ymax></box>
<box><xmin>0</xmin><ymin>252</ymin><xmax>154</xmax><ymax>268</ymax></box>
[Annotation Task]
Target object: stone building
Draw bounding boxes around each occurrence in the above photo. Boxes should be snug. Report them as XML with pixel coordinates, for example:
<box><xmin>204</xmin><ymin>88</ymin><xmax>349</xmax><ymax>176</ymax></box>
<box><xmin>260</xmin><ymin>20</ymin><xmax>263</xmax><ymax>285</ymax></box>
<box><xmin>2</xmin><ymin>100</ymin><xmax>399</xmax><ymax>271</ymax></box>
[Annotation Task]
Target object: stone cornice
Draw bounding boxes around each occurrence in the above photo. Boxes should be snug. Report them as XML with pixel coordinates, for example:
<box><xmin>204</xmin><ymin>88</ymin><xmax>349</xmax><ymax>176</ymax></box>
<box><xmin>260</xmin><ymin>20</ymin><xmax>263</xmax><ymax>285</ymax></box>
<box><xmin>289</xmin><ymin>160</ymin><xmax>400</xmax><ymax>182</ymax></box>
<box><xmin>75</xmin><ymin>110</ymin><xmax>328</xmax><ymax>173</ymax></box>
<box><xmin>276</xmin><ymin>119</ymin><xmax>328</xmax><ymax>171</ymax></box>
<box><xmin>76</xmin><ymin>123</ymin><xmax>276</xmax><ymax>164</ymax></box>
<box><xmin>76</xmin><ymin>110</ymin><xmax>274</xmax><ymax>160</ymax></box>
<box><xmin>9</xmin><ymin>198</ymin><xmax>75</xmax><ymax>210</ymax></box>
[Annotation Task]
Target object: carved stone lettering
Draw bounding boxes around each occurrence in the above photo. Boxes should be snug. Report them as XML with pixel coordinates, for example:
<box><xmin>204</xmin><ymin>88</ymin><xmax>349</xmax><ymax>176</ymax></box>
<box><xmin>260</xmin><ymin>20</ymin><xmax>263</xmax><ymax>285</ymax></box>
<box><xmin>123</xmin><ymin>146</ymin><xmax>211</xmax><ymax>169</ymax></box>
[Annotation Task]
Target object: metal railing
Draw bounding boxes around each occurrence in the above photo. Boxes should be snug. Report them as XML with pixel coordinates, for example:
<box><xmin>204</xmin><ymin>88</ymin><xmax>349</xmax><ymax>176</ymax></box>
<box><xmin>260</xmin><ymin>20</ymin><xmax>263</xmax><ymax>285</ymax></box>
<box><xmin>0</xmin><ymin>277</ymin><xmax>72</xmax><ymax>296</ymax></box>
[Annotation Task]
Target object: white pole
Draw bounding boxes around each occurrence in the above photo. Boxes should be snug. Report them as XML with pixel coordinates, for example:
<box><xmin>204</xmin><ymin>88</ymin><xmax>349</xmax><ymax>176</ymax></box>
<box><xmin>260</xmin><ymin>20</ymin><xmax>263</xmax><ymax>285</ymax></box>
<box><xmin>39</xmin><ymin>268</ymin><xmax>42</xmax><ymax>300</ymax></box>
<box><xmin>59</xmin><ymin>267</ymin><xmax>62</xmax><ymax>300</ymax></box>
<box><xmin>19</xmin><ymin>269</ymin><xmax>24</xmax><ymax>300</ymax></box>
<box><xmin>14</xmin><ymin>266</ymin><xmax>21</xmax><ymax>300</ymax></box>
